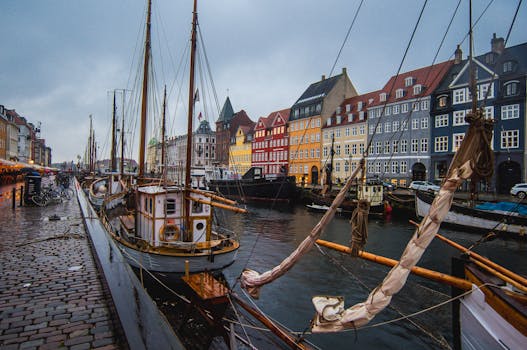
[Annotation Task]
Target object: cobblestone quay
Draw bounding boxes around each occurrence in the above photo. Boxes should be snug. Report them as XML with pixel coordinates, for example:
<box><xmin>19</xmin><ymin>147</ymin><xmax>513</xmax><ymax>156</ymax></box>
<box><xmin>0</xmin><ymin>186</ymin><xmax>121</xmax><ymax>350</ymax></box>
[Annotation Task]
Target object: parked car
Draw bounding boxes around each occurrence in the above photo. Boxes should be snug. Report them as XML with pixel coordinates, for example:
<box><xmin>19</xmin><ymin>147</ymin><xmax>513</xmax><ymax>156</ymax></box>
<box><xmin>409</xmin><ymin>181</ymin><xmax>440</xmax><ymax>192</ymax></box>
<box><xmin>382</xmin><ymin>182</ymin><xmax>394</xmax><ymax>191</ymax></box>
<box><xmin>510</xmin><ymin>183</ymin><xmax>527</xmax><ymax>199</ymax></box>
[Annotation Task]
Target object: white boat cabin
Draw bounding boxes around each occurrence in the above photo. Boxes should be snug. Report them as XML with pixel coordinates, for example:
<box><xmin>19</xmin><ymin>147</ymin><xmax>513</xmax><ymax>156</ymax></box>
<box><xmin>135</xmin><ymin>185</ymin><xmax>212</xmax><ymax>247</ymax></box>
<box><xmin>357</xmin><ymin>184</ymin><xmax>383</xmax><ymax>206</ymax></box>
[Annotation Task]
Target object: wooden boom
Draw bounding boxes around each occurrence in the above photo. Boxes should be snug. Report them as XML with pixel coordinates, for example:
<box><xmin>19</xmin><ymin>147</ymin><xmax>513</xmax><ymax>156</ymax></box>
<box><xmin>316</xmin><ymin>239</ymin><xmax>472</xmax><ymax>291</ymax></box>
<box><xmin>186</xmin><ymin>196</ymin><xmax>248</xmax><ymax>214</ymax></box>
<box><xmin>188</xmin><ymin>188</ymin><xmax>238</xmax><ymax>205</ymax></box>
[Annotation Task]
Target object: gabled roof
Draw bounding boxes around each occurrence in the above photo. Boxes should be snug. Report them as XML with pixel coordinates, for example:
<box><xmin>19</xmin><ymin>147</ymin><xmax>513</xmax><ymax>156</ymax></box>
<box><xmin>229</xmin><ymin>110</ymin><xmax>255</xmax><ymax>138</ymax></box>
<box><xmin>324</xmin><ymin>90</ymin><xmax>381</xmax><ymax>129</ymax></box>
<box><xmin>372</xmin><ymin>61</ymin><xmax>454</xmax><ymax>106</ymax></box>
<box><xmin>254</xmin><ymin>115</ymin><xmax>271</xmax><ymax>131</ymax></box>
<box><xmin>269</xmin><ymin>108</ymin><xmax>290</xmax><ymax>127</ymax></box>
<box><xmin>292</xmin><ymin>74</ymin><xmax>343</xmax><ymax>109</ymax></box>
<box><xmin>217</xmin><ymin>97</ymin><xmax>234</xmax><ymax>123</ymax></box>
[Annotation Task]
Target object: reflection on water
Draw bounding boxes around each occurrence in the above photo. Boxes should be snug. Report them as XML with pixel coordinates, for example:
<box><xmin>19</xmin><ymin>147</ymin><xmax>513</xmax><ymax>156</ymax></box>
<box><xmin>213</xmin><ymin>204</ymin><xmax>526</xmax><ymax>349</ymax></box>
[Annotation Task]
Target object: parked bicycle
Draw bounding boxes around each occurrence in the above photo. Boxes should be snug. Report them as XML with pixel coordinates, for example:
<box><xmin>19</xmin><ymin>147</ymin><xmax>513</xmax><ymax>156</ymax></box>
<box><xmin>31</xmin><ymin>185</ymin><xmax>74</xmax><ymax>207</ymax></box>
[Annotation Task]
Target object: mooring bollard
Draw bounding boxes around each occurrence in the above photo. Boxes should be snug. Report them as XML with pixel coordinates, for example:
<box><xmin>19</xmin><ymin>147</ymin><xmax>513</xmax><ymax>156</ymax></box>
<box><xmin>12</xmin><ymin>188</ymin><xmax>16</xmax><ymax>209</ymax></box>
<box><xmin>20</xmin><ymin>186</ymin><xmax>24</xmax><ymax>206</ymax></box>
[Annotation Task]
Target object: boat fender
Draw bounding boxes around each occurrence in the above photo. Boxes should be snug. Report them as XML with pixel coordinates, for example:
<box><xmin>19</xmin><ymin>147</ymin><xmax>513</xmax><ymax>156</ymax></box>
<box><xmin>159</xmin><ymin>224</ymin><xmax>180</xmax><ymax>242</ymax></box>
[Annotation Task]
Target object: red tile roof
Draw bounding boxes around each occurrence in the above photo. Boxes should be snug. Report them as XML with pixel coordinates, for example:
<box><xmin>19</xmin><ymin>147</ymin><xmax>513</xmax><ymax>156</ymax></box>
<box><xmin>324</xmin><ymin>90</ymin><xmax>381</xmax><ymax>128</ymax></box>
<box><xmin>372</xmin><ymin>60</ymin><xmax>454</xmax><ymax>106</ymax></box>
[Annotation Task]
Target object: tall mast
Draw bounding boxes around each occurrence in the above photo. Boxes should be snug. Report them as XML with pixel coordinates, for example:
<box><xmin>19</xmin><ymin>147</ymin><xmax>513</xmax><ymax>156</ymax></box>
<box><xmin>120</xmin><ymin>91</ymin><xmax>125</xmax><ymax>174</ymax></box>
<box><xmin>111</xmin><ymin>91</ymin><xmax>117</xmax><ymax>172</ymax></box>
<box><xmin>185</xmin><ymin>0</ymin><xmax>198</xmax><ymax>189</ymax></box>
<box><xmin>184</xmin><ymin>0</ymin><xmax>198</xmax><ymax>237</ymax></box>
<box><xmin>161</xmin><ymin>85</ymin><xmax>167</xmax><ymax>177</ymax></box>
<box><xmin>89</xmin><ymin>114</ymin><xmax>94</xmax><ymax>172</ymax></box>
<box><xmin>469</xmin><ymin>0</ymin><xmax>477</xmax><ymax>114</ymax></box>
<box><xmin>138</xmin><ymin>0</ymin><xmax>152</xmax><ymax>178</ymax></box>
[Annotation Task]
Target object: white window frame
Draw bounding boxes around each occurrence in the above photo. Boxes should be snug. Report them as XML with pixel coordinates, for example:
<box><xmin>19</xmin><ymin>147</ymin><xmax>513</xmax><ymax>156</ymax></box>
<box><xmin>453</xmin><ymin>133</ymin><xmax>465</xmax><ymax>152</ymax></box>
<box><xmin>501</xmin><ymin>104</ymin><xmax>519</xmax><ymax>120</ymax></box>
<box><xmin>501</xmin><ymin>129</ymin><xmax>519</xmax><ymax>149</ymax></box>
<box><xmin>434</xmin><ymin>136</ymin><xmax>448</xmax><ymax>152</ymax></box>
<box><xmin>421</xmin><ymin>118</ymin><xmax>428</xmax><ymax>129</ymax></box>
<box><xmin>453</xmin><ymin>110</ymin><xmax>466</xmax><ymax>126</ymax></box>
<box><xmin>412</xmin><ymin>118</ymin><xmax>419</xmax><ymax>130</ymax></box>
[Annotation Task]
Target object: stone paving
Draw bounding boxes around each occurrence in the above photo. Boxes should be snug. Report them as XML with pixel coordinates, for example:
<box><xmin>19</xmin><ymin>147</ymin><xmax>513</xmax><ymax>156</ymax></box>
<box><xmin>0</xmin><ymin>188</ymin><xmax>122</xmax><ymax>350</ymax></box>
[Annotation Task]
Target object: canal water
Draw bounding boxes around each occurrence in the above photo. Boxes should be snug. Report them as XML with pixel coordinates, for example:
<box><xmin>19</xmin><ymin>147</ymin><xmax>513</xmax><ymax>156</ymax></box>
<box><xmin>210</xmin><ymin>203</ymin><xmax>526</xmax><ymax>349</ymax></box>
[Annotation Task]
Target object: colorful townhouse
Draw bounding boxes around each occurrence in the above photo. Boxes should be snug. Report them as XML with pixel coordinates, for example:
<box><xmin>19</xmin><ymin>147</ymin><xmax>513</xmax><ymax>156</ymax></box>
<box><xmin>0</xmin><ymin>106</ymin><xmax>7</xmax><ymax>159</ymax></box>
<box><xmin>322</xmin><ymin>91</ymin><xmax>378</xmax><ymax>183</ymax></box>
<box><xmin>430</xmin><ymin>35</ymin><xmax>527</xmax><ymax>193</ymax></box>
<box><xmin>288</xmin><ymin>68</ymin><xmax>357</xmax><ymax>185</ymax></box>
<box><xmin>252</xmin><ymin>108</ymin><xmax>290</xmax><ymax>175</ymax></box>
<box><xmin>366</xmin><ymin>60</ymin><xmax>453</xmax><ymax>188</ymax></box>
<box><xmin>215</xmin><ymin>97</ymin><xmax>253</xmax><ymax>168</ymax></box>
<box><xmin>230</xmin><ymin>124</ymin><xmax>255</xmax><ymax>175</ymax></box>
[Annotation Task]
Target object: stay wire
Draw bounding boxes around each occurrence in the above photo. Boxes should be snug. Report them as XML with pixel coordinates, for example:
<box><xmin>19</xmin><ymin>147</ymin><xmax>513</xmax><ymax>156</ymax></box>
<box><xmin>328</xmin><ymin>0</ymin><xmax>365</xmax><ymax>77</ymax></box>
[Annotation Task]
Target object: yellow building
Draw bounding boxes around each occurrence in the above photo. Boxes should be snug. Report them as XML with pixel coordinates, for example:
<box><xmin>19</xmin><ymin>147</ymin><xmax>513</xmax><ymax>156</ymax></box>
<box><xmin>321</xmin><ymin>91</ymin><xmax>379</xmax><ymax>183</ymax></box>
<box><xmin>229</xmin><ymin>125</ymin><xmax>254</xmax><ymax>175</ymax></box>
<box><xmin>288</xmin><ymin>68</ymin><xmax>357</xmax><ymax>185</ymax></box>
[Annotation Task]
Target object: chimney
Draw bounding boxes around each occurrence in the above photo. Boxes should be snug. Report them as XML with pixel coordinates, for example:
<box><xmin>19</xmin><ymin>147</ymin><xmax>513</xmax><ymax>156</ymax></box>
<box><xmin>454</xmin><ymin>45</ymin><xmax>462</xmax><ymax>64</ymax></box>
<box><xmin>321</xmin><ymin>74</ymin><xmax>326</xmax><ymax>81</ymax></box>
<box><xmin>491</xmin><ymin>33</ymin><xmax>505</xmax><ymax>54</ymax></box>
<box><xmin>342</xmin><ymin>67</ymin><xmax>347</xmax><ymax>75</ymax></box>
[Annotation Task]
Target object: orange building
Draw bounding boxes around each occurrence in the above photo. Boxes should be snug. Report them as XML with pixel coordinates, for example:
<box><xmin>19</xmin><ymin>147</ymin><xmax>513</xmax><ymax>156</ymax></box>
<box><xmin>288</xmin><ymin>68</ymin><xmax>357</xmax><ymax>185</ymax></box>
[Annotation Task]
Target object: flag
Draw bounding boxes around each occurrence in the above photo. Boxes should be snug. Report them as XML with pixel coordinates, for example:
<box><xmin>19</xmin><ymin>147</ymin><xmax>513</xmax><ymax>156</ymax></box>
<box><xmin>193</xmin><ymin>88</ymin><xmax>200</xmax><ymax>102</ymax></box>
<box><xmin>197</xmin><ymin>112</ymin><xmax>203</xmax><ymax>121</ymax></box>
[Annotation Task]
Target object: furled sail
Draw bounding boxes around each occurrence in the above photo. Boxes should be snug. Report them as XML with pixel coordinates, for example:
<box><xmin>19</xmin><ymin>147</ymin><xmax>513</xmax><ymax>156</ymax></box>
<box><xmin>241</xmin><ymin>159</ymin><xmax>366</xmax><ymax>298</ymax></box>
<box><xmin>311</xmin><ymin>110</ymin><xmax>494</xmax><ymax>332</ymax></box>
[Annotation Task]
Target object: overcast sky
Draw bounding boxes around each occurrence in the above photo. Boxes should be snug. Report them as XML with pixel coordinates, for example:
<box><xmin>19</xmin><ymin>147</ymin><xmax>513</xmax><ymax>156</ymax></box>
<box><xmin>1</xmin><ymin>0</ymin><xmax>526</xmax><ymax>164</ymax></box>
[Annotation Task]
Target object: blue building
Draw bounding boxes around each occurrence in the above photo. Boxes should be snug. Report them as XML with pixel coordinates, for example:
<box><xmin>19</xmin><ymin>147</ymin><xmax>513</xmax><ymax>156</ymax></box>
<box><xmin>430</xmin><ymin>35</ymin><xmax>527</xmax><ymax>193</ymax></box>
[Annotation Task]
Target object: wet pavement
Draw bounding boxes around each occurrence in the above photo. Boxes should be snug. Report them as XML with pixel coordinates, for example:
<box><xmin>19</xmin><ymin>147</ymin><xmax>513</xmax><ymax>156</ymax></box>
<box><xmin>0</xmin><ymin>185</ymin><xmax>121</xmax><ymax>350</ymax></box>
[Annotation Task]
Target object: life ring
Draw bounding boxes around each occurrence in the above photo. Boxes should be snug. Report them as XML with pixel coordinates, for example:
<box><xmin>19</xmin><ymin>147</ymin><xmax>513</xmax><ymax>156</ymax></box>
<box><xmin>159</xmin><ymin>224</ymin><xmax>180</xmax><ymax>242</ymax></box>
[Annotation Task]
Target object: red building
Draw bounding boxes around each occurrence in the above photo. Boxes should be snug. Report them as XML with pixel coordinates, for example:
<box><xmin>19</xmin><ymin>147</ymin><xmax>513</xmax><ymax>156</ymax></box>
<box><xmin>251</xmin><ymin>108</ymin><xmax>290</xmax><ymax>175</ymax></box>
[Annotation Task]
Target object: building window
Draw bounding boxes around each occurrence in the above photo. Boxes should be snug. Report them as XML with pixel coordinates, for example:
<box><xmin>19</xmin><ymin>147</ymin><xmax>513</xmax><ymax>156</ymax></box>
<box><xmin>400</xmin><ymin>161</ymin><xmax>407</xmax><ymax>173</ymax></box>
<box><xmin>400</xmin><ymin>140</ymin><xmax>408</xmax><ymax>153</ymax></box>
<box><xmin>401</xmin><ymin>120</ymin><xmax>408</xmax><ymax>130</ymax></box>
<box><xmin>376</xmin><ymin>124</ymin><xmax>382</xmax><ymax>134</ymax></box>
<box><xmin>359</xmin><ymin>111</ymin><xmax>365</xmax><ymax>120</ymax></box>
<box><xmin>384</xmin><ymin>122</ymin><xmax>391</xmax><ymax>133</ymax></box>
<box><xmin>352</xmin><ymin>144</ymin><xmax>357</xmax><ymax>155</ymax></box>
<box><xmin>453</xmin><ymin>88</ymin><xmax>466</xmax><ymax>104</ymax></box>
<box><xmin>375</xmin><ymin>162</ymin><xmax>381</xmax><ymax>173</ymax></box>
<box><xmin>437</xmin><ymin>95</ymin><xmax>448</xmax><ymax>108</ymax></box>
<box><xmin>344</xmin><ymin>144</ymin><xmax>350</xmax><ymax>155</ymax></box>
<box><xmin>412</xmin><ymin>102</ymin><xmax>420</xmax><ymax>111</ymax></box>
<box><xmin>380</xmin><ymin>93</ymin><xmax>387</xmax><ymax>102</ymax></box>
<box><xmin>483</xmin><ymin>106</ymin><xmax>494</xmax><ymax>120</ymax></box>
<box><xmin>435</xmin><ymin>136</ymin><xmax>448</xmax><ymax>152</ymax></box>
<box><xmin>401</xmin><ymin>103</ymin><xmax>408</xmax><ymax>113</ymax></box>
<box><xmin>384</xmin><ymin>161</ymin><xmax>389</xmax><ymax>173</ymax></box>
<box><xmin>384</xmin><ymin>141</ymin><xmax>390</xmax><ymax>154</ymax></box>
<box><xmin>421</xmin><ymin>100</ymin><xmax>429</xmax><ymax>110</ymax></box>
<box><xmin>352</xmin><ymin>127</ymin><xmax>357</xmax><ymax>136</ymax></box>
<box><xmin>359</xmin><ymin>125</ymin><xmax>365</xmax><ymax>135</ymax></box>
<box><xmin>412</xmin><ymin>118</ymin><xmax>419</xmax><ymax>130</ymax></box>
<box><xmin>421</xmin><ymin>118</ymin><xmax>428</xmax><ymax>129</ymax></box>
<box><xmin>435</xmin><ymin>114</ymin><xmax>448</xmax><ymax>127</ymax></box>
<box><xmin>453</xmin><ymin>110</ymin><xmax>466</xmax><ymax>126</ymax></box>
<box><xmin>375</xmin><ymin>142</ymin><xmax>382</xmax><ymax>154</ymax></box>
<box><xmin>358</xmin><ymin>101</ymin><xmax>363</xmax><ymax>111</ymax></box>
<box><xmin>396</xmin><ymin>89</ymin><xmax>405</xmax><ymax>98</ymax></box>
<box><xmin>359</xmin><ymin>143</ymin><xmax>365</xmax><ymax>154</ymax></box>
<box><xmin>420</xmin><ymin>138</ymin><xmax>428</xmax><ymax>153</ymax></box>
<box><xmin>501</xmin><ymin>130</ymin><xmax>519</xmax><ymax>149</ymax></box>
<box><xmin>411</xmin><ymin>139</ymin><xmax>419</xmax><ymax>153</ymax></box>
<box><xmin>369</xmin><ymin>126</ymin><xmax>374</xmax><ymax>135</ymax></box>
<box><xmin>413</xmin><ymin>85</ymin><xmax>422</xmax><ymax>95</ymax></box>
<box><xmin>503</xmin><ymin>61</ymin><xmax>515</xmax><ymax>74</ymax></box>
<box><xmin>477</xmin><ymin>83</ymin><xmax>494</xmax><ymax>100</ymax></box>
<box><xmin>504</xmin><ymin>81</ymin><xmax>519</xmax><ymax>97</ymax></box>
<box><xmin>346</xmin><ymin>104</ymin><xmax>351</xmax><ymax>112</ymax></box>
<box><xmin>453</xmin><ymin>133</ymin><xmax>465</xmax><ymax>152</ymax></box>
<box><xmin>391</xmin><ymin>161</ymin><xmax>398</xmax><ymax>173</ymax></box>
<box><xmin>501</xmin><ymin>104</ymin><xmax>519</xmax><ymax>120</ymax></box>
<box><xmin>385</xmin><ymin>106</ymin><xmax>391</xmax><ymax>115</ymax></box>
<box><xmin>345</xmin><ymin>127</ymin><xmax>350</xmax><ymax>136</ymax></box>
<box><xmin>393</xmin><ymin>105</ymin><xmax>400</xmax><ymax>114</ymax></box>
<box><xmin>392</xmin><ymin>121</ymin><xmax>399</xmax><ymax>132</ymax></box>
<box><xmin>405</xmin><ymin>77</ymin><xmax>413</xmax><ymax>87</ymax></box>
<box><xmin>392</xmin><ymin>140</ymin><xmax>399</xmax><ymax>153</ymax></box>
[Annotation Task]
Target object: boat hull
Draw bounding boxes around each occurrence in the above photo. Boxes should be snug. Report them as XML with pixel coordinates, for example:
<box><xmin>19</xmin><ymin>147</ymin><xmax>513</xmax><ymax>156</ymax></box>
<box><xmin>208</xmin><ymin>177</ymin><xmax>296</xmax><ymax>203</ymax></box>
<box><xmin>115</xmin><ymin>238</ymin><xmax>239</xmax><ymax>273</ymax></box>
<box><xmin>415</xmin><ymin>191</ymin><xmax>527</xmax><ymax>237</ymax></box>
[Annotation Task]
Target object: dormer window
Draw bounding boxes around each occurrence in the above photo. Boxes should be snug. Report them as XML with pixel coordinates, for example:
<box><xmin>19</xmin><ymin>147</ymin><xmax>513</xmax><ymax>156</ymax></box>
<box><xmin>327</xmin><ymin>118</ymin><xmax>332</xmax><ymax>126</ymax></box>
<box><xmin>336</xmin><ymin>115</ymin><xmax>342</xmax><ymax>124</ymax></box>
<box><xmin>503</xmin><ymin>61</ymin><xmax>516</xmax><ymax>74</ymax></box>
<box><xmin>395</xmin><ymin>89</ymin><xmax>405</xmax><ymax>99</ymax></box>
<box><xmin>379</xmin><ymin>93</ymin><xmax>387</xmax><ymax>102</ymax></box>
<box><xmin>357</xmin><ymin>101</ymin><xmax>363</xmax><ymax>111</ymax></box>
<box><xmin>437</xmin><ymin>95</ymin><xmax>448</xmax><ymax>108</ymax></box>
<box><xmin>504</xmin><ymin>81</ymin><xmax>519</xmax><ymax>97</ymax></box>
<box><xmin>359</xmin><ymin>111</ymin><xmax>365</xmax><ymax>120</ymax></box>
<box><xmin>404</xmin><ymin>77</ymin><xmax>414</xmax><ymax>87</ymax></box>
<box><xmin>345</xmin><ymin>104</ymin><xmax>351</xmax><ymax>112</ymax></box>
<box><xmin>368</xmin><ymin>98</ymin><xmax>374</xmax><ymax>104</ymax></box>
<box><xmin>348</xmin><ymin>113</ymin><xmax>353</xmax><ymax>122</ymax></box>
<box><xmin>336</xmin><ymin>106</ymin><xmax>341</xmax><ymax>114</ymax></box>
<box><xmin>413</xmin><ymin>84</ymin><xmax>422</xmax><ymax>95</ymax></box>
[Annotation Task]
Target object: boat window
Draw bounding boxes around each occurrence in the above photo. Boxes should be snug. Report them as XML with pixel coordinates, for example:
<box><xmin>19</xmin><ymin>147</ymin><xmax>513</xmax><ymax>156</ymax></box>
<box><xmin>149</xmin><ymin>198</ymin><xmax>153</xmax><ymax>213</ymax></box>
<box><xmin>165</xmin><ymin>199</ymin><xmax>176</xmax><ymax>215</ymax></box>
<box><xmin>192</xmin><ymin>200</ymin><xmax>203</xmax><ymax>214</ymax></box>
<box><xmin>144</xmin><ymin>197</ymin><xmax>148</xmax><ymax>212</ymax></box>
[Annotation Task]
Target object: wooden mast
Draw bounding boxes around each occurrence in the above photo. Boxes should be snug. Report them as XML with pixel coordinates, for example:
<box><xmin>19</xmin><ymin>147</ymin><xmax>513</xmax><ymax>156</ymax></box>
<box><xmin>161</xmin><ymin>85</ymin><xmax>167</xmax><ymax>179</ymax></box>
<box><xmin>120</xmin><ymin>92</ymin><xmax>125</xmax><ymax>175</ymax></box>
<box><xmin>184</xmin><ymin>0</ymin><xmax>198</xmax><ymax>237</ymax></box>
<box><xmin>89</xmin><ymin>114</ymin><xmax>94</xmax><ymax>172</ymax></box>
<box><xmin>111</xmin><ymin>91</ymin><xmax>117</xmax><ymax>173</ymax></box>
<box><xmin>138</xmin><ymin>0</ymin><xmax>152</xmax><ymax>178</ymax></box>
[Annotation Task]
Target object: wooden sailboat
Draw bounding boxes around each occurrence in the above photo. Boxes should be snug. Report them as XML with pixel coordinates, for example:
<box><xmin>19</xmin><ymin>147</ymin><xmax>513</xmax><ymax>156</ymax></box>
<box><xmin>97</xmin><ymin>0</ymin><xmax>242</xmax><ymax>274</ymax></box>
